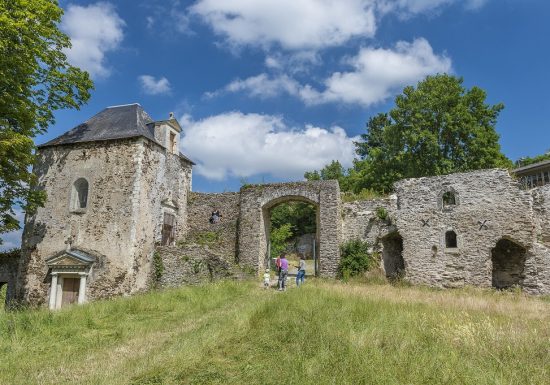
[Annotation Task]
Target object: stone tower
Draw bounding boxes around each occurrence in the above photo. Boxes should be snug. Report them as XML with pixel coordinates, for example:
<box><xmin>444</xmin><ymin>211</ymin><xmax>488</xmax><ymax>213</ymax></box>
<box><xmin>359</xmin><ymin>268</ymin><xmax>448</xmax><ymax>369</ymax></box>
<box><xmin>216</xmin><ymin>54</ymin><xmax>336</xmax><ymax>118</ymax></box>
<box><xmin>17</xmin><ymin>104</ymin><xmax>193</xmax><ymax>308</ymax></box>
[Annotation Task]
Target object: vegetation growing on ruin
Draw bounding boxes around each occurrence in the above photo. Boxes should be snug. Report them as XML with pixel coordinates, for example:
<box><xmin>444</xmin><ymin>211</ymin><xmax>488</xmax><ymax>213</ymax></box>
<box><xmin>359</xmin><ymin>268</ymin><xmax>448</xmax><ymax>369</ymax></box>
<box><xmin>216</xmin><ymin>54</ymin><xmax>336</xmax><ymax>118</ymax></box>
<box><xmin>152</xmin><ymin>251</ymin><xmax>164</xmax><ymax>285</ymax></box>
<box><xmin>0</xmin><ymin>280</ymin><xmax>548</xmax><ymax>384</ymax></box>
<box><xmin>306</xmin><ymin>74</ymin><xmax>512</xmax><ymax>194</ymax></box>
<box><xmin>516</xmin><ymin>150</ymin><xmax>550</xmax><ymax>167</ymax></box>
<box><xmin>338</xmin><ymin>239</ymin><xmax>376</xmax><ymax>279</ymax></box>
<box><xmin>341</xmin><ymin>188</ymin><xmax>385</xmax><ymax>202</ymax></box>
<box><xmin>179</xmin><ymin>230</ymin><xmax>220</xmax><ymax>248</ymax></box>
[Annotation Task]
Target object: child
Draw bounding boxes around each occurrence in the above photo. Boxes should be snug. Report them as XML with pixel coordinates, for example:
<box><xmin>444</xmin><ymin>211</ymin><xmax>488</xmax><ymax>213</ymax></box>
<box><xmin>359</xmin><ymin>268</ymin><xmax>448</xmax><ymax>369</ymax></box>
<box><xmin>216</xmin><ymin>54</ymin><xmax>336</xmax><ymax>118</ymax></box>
<box><xmin>263</xmin><ymin>269</ymin><xmax>271</xmax><ymax>289</ymax></box>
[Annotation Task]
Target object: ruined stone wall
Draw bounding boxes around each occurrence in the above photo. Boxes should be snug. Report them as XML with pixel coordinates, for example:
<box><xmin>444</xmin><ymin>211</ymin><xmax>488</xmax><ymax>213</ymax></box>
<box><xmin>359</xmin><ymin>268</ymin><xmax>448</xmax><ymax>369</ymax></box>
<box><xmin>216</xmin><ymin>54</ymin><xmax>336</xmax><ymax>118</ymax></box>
<box><xmin>238</xmin><ymin>181</ymin><xmax>341</xmax><ymax>277</ymax></box>
<box><xmin>529</xmin><ymin>185</ymin><xmax>550</xmax><ymax>293</ymax></box>
<box><xmin>341</xmin><ymin>197</ymin><xmax>395</xmax><ymax>246</ymax></box>
<box><xmin>393</xmin><ymin>169</ymin><xmax>549</xmax><ymax>293</ymax></box>
<box><xmin>532</xmin><ymin>185</ymin><xmax>550</xmax><ymax>246</ymax></box>
<box><xmin>19</xmin><ymin>139</ymin><xmax>142</xmax><ymax>305</ymax></box>
<box><xmin>184</xmin><ymin>192</ymin><xmax>241</xmax><ymax>262</ymax></box>
<box><xmin>155</xmin><ymin>245</ymin><xmax>243</xmax><ymax>288</ymax></box>
<box><xmin>0</xmin><ymin>251</ymin><xmax>19</xmax><ymax>306</ymax></box>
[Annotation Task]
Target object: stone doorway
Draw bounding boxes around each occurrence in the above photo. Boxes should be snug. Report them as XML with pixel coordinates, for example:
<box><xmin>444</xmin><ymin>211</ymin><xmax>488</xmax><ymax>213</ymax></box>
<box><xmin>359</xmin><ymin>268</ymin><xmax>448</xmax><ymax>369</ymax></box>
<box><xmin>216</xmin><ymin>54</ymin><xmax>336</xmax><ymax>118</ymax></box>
<box><xmin>491</xmin><ymin>238</ymin><xmax>527</xmax><ymax>289</ymax></box>
<box><xmin>382</xmin><ymin>233</ymin><xmax>405</xmax><ymax>279</ymax></box>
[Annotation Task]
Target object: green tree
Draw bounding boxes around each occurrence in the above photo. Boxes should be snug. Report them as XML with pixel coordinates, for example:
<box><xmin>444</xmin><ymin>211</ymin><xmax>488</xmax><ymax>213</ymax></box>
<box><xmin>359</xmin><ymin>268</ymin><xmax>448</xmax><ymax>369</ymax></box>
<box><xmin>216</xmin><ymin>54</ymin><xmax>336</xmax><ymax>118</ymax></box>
<box><xmin>270</xmin><ymin>223</ymin><xmax>294</xmax><ymax>259</ymax></box>
<box><xmin>352</xmin><ymin>74</ymin><xmax>511</xmax><ymax>193</ymax></box>
<box><xmin>0</xmin><ymin>0</ymin><xmax>93</xmax><ymax>243</ymax></box>
<box><xmin>304</xmin><ymin>160</ymin><xmax>351</xmax><ymax>190</ymax></box>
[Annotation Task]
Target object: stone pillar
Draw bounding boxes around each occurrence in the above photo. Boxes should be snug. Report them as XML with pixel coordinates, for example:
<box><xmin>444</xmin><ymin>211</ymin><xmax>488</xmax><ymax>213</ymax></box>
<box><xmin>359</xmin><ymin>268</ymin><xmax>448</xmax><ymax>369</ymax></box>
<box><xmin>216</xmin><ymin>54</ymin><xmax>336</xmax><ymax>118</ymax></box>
<box><xmin>78</xmin><ymin>274</ymin><xmax>87</xmax><ymax>304</ymax></box>
<box><xmin>55</xmin><ymin>276</ymin><xmax>63</xmax><ymax>310</ymax></box>
<box><xmin>49</xmin><ymin>273</ymin><xmax>58</xmax><ymax>310</ymax></box>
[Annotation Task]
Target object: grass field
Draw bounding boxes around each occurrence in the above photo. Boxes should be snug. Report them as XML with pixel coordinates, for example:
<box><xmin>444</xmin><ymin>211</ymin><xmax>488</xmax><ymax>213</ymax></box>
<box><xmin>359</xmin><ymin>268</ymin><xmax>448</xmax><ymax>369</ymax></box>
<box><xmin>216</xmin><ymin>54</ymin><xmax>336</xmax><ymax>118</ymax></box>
<box><xmin>0</xmin><ymin>279</ymin><xmax>549</xmax><ymax>385</ymax></box>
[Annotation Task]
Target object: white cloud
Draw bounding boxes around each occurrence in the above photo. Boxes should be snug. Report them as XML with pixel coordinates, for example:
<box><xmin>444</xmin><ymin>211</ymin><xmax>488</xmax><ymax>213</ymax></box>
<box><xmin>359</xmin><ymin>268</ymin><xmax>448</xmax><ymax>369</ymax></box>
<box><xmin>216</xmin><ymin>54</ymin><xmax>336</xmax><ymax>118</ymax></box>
<box><xmin>138</xmin><ymin>75</ymin><xmax>172</xmax><ymax>95</ymax></box>
<box><xmin>210</xmin><ymin>38</ymin><xmax>451</xmax><ymax>107</ymax></box>
<box><xmin>377</xmin><ymin>0</ymin><xmax>489</xmax><ymax>16</ymax></box>
<box><xmin>304</xmin><ymin>38</ymin><xmax>452</xmax><ymax>106</ymax></box>
<box><xmin>208</xmin><ymin>74</ymin><xmax>300</xmax><ymax>99</ymax></box>
<box><xmin>189</xmin><ymin>0</ymin><xmax>377</xmax><ymax>50</ymax></box>
<box><xmin>179</xmin><ymin>112</ymin><xmax>357</xmax><ymax>180</ymax></box>
<box><xmin>61</xmin><ymin>2</ymin><xmax>125</xmax><ymax>78</ymax></box>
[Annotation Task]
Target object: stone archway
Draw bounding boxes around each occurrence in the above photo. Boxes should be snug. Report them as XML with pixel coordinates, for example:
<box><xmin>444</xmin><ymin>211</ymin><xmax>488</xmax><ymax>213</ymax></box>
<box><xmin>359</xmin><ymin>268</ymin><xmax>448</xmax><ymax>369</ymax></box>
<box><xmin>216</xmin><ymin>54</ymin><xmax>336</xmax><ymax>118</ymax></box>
<box><xmin>237</xmin><ymin>181</ymin><xmax>341</xmax><ymax>277</ymax></box>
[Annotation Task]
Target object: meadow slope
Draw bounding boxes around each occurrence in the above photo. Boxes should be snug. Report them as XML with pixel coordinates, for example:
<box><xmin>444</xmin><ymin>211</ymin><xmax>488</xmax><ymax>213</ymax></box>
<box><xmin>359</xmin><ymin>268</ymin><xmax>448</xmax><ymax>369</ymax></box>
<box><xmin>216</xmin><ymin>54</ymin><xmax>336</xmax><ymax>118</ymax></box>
<box><xmin>0</xmin><ymin>280</ymin><xmax>549</xmax><ymax>385</ymax></box>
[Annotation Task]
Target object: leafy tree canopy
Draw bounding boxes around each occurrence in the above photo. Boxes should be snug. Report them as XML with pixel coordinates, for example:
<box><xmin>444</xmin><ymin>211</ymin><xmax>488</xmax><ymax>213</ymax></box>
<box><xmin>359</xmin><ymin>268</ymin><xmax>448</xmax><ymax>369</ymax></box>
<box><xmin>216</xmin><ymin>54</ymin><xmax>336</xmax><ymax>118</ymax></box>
<box><xmin>307</xmin><ymin>74</ymin><xmax>512</xmax><ymax>194</ymax></box>
<box><xmin>0</xmin><ymin>0</ymin><xmax>93</xmax><ymax>242</ymax></box>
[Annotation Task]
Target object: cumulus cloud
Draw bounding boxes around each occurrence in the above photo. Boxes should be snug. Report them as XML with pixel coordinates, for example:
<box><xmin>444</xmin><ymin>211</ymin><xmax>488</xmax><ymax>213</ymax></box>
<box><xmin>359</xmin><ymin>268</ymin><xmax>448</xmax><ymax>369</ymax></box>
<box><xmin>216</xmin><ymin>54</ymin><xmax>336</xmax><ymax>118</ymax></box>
<box><xmin>210</xmin><ymin>38</ymin><xmax>451</xmax><ymax>107</ymax></box>
<box><xmin>189</xmin><ymin>0</ymin><xmax>377</xmax><ymax>50</ymax></box>
<box><xmin>179</xmin><ymin>112</ymin><xmax>357</xmax><ymax>180</ymax></box>
<box><xmin>303</xmin><ymin>38</ymin><xmax>452</xmax><ymax>106</ymax></box>
<box><xmin>138</xmin><ymin>75</ymin><xmax>172</xmax><ymax>95</ymax></box>
<box><xmin>61</xmin><ymin>2</ymin><xmax>125</xmax><ymax>78</ymax></box>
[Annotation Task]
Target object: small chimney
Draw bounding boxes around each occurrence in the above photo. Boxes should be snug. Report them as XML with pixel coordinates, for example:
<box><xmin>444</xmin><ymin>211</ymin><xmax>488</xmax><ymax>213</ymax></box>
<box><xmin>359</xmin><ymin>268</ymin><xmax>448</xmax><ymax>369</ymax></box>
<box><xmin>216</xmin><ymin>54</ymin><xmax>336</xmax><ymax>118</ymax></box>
<box><xmin>169</xmin><ymin>112</ymin><xmax>175</xmax><ymax>120</ymax></box>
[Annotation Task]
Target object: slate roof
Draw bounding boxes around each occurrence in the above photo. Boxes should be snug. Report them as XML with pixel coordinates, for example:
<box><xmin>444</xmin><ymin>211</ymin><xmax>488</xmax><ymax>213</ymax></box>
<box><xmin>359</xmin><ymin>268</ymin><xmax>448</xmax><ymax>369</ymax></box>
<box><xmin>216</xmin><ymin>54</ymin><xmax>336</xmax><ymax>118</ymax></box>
<box><xmin>39</xmin><ymin>103</ymin><xmax>157</xmax><ymax>148</ymax></box>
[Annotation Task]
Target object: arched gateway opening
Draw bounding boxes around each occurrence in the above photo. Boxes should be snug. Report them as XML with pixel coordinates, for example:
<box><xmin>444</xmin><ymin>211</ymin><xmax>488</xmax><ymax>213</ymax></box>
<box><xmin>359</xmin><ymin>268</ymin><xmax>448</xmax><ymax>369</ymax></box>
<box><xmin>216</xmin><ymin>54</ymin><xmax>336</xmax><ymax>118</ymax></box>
<box><xmin>491</xmin><ymin>238</ymin><xmax>527</xmax><ymax>289</ymax></box>
<box><xmin>263</xmin><ymin>197</ymin><xmax>319</xmax><ymax>276</ymax></box>
<box><xmin>237</xmin><ymin>181</ymin><xmax>341</xmax><ymax>277</ymax></box>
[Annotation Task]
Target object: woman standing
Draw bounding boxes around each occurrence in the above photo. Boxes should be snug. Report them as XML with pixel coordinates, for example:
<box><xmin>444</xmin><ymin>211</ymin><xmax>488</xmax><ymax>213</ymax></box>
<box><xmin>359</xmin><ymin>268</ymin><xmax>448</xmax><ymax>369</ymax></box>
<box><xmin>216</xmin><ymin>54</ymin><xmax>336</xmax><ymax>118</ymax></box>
<box><xmin>295</xmin><ymin>254</ymin><xmax>306</xmax><ymax>287</ymax></box>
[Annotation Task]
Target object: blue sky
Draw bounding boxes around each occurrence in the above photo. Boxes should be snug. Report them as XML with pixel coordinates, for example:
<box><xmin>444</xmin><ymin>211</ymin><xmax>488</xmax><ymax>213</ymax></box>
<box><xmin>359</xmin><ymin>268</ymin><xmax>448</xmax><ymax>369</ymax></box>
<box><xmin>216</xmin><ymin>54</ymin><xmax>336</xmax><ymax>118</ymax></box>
<box><xmin>2</xmin><ymin>0</ymin><xmax>549</xmax><ymax>249</ymax></box>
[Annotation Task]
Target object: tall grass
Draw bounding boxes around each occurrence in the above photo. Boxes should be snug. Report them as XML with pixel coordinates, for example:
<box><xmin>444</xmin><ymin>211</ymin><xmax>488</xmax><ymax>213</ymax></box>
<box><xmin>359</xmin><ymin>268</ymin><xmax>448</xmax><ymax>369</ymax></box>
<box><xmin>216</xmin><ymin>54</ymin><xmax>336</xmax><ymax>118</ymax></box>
<box><xmin>0</xmin><ymin>280</ymin><xmax>548</xmax><ymax>384</ymax></box>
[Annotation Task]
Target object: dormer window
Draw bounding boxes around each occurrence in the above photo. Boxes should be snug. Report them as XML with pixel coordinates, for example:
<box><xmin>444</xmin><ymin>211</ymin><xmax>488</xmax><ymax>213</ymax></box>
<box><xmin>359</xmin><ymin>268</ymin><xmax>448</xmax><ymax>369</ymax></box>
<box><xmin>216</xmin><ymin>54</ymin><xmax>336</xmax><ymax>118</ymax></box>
<box><xmin>71</xmin><ymin>178</ymin><xmax>88</xmax><ymax>211</ymax></box>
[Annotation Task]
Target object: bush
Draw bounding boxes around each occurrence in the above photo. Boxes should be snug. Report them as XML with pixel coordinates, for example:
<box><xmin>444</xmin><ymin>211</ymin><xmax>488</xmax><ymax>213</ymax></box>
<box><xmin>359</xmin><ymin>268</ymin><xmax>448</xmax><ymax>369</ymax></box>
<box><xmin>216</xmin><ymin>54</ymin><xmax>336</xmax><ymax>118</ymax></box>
<box><xmin>338</xmin><ymin>239</ymin><xmax>373</xmax><ymax>279</ymax></box>
<box><xmin>375</xmin><ymin>207</ymin><xmax>388</xmax><ymax>221</ymax></box>
<box><xmin>152</xmin><ymin>251</ymin><xmax>164</xmax><ymax>285</ymax></box>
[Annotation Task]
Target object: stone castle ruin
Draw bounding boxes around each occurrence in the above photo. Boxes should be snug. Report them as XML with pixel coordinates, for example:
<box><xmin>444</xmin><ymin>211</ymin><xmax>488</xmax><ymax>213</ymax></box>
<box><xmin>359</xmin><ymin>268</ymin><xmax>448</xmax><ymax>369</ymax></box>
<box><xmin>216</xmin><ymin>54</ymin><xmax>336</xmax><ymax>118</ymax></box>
<box><xmin>3</xmin><ymin>104</ymin><xmax>550</xmax><ymax>309</ymax></box>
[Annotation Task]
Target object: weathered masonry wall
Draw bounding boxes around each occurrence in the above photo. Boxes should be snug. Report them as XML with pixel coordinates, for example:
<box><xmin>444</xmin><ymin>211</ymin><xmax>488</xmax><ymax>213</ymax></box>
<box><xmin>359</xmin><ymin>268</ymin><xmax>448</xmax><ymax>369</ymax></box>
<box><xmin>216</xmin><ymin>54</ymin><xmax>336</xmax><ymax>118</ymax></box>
<box><xmin>184</xmin><ymin>192</ymin><xmax>241</xmax><ymax>262</ymax></box>
<box><xmin>19</xmin><ymin>139</ymin><xmax>143</xmax><ymax>305</ymax></box>
<box><xmin>393</xmin><ymin>169</ymin><xmax>550</xmax><ymax>294</ymax></box>
<box><xmin>341</xmin><ymin>197</ymin><xmax>395</xmax><ymax>246</ymax></box>
<box><xmin>18</xmin><ymin>137</ymin><xmax>193</xmax><ymax>306</ymax></box>
<box><xmin>0</xmin><ymin>252</ymin><xmax>19</xmax><ymax>307</ymax></box>
<box><xmin>134</xmin><ymin>139</ymin><xmax>193</xmax><ymax>291</ymax></box>
<box><xmin>238</xmin><ymin>181</ymin><xmax>341</xmax><ymax>277</ymax></box>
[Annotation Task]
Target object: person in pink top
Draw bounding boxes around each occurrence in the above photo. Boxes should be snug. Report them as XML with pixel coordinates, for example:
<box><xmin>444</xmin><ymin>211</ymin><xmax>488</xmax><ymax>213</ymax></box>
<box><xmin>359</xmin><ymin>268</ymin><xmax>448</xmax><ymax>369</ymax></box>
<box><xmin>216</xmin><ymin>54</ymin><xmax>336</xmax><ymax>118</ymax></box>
<box><xmin>278</xmin><ymin>253</ymin><xmax>289</xmax><ymax>291</ymax></box>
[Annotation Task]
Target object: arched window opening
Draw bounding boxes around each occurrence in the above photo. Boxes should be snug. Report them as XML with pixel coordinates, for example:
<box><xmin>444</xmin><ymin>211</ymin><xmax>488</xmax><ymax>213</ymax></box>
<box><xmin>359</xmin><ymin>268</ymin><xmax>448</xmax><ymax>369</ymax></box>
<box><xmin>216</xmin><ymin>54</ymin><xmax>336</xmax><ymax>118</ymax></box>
<box><xmin>445</xmin><ymin>231</ymin><xmax>457</xmax><ymax>248</ymax></box>
<box><xmin>442</xmin><ymin>191</ymin><xmax>456</xmax><ymax>207</ymax></box>
<box><xmin>491</xmin><ymin>239</ymin><xmax>526</xmax><ymax>289</ymax></box>
<box><xmin>71</xmin><ymin>178</ymin><xmax>89</xmax><ymax>210</ymax></box>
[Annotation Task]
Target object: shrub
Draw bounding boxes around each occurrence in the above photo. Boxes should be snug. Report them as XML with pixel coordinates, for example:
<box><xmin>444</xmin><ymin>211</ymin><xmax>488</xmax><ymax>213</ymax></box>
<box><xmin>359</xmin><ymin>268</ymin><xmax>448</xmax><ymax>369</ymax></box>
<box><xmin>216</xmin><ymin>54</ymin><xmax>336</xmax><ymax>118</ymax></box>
<box><xmin>152</xmin><ymin>251</ymin><xmax>164</xmax><ymax>284</ymax></box>
<box><xmin>338</xmin><ymin>239</ymin><xmax>373</xmax><ymax>279</ymax></box>
<box><xmin>375</xmin><ymin>207</ymin><xmax>388</xmax><ymax>221</ymax></box>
